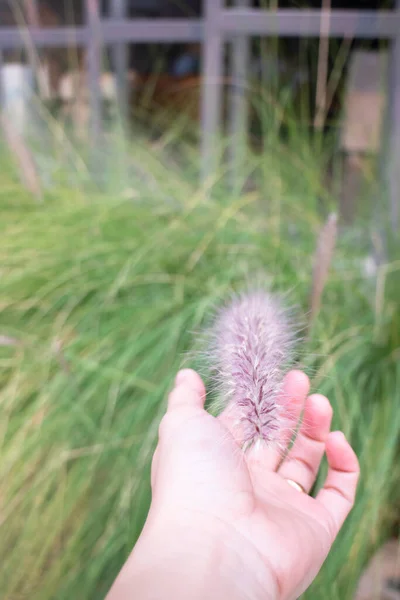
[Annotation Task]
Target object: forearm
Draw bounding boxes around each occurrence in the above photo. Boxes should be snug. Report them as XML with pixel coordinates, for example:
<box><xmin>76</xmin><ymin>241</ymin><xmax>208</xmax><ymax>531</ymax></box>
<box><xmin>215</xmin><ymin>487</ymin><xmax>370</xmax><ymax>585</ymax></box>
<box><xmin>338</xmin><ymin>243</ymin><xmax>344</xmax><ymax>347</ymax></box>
<box><xmin>107</xmin><ymin>513</ymin><xmax>278</xmax><ymax>600</ymax></box>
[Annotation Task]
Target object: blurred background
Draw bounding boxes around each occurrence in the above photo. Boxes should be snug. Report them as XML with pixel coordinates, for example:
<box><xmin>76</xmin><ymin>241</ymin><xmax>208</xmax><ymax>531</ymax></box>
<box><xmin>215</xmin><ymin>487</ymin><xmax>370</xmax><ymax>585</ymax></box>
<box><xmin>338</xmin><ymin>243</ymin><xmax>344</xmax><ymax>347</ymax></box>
<box><xmin>0</xmin><ymin>1</ymin><xmax>399</xmax><ymax>599</ymax></box>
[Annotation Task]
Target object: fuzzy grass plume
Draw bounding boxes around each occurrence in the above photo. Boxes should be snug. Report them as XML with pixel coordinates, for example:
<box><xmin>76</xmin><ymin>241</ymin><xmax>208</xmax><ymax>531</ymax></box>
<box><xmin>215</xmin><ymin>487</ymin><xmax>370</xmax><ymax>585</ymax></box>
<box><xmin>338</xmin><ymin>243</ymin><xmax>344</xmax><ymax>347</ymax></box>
<box><xmin>206</xmin><ymin>289</ymin><xmax>297</xmax><ymax>449</ymax></box>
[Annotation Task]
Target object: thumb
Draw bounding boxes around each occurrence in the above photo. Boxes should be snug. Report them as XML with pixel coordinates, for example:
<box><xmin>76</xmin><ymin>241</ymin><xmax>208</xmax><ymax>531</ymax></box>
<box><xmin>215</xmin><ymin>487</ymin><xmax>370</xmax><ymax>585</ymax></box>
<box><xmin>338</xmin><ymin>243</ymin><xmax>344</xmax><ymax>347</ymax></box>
<box><xmin>167</xmin><ymin>369</ymin><xmax>206</xmax><ymax>412</ymax></box>
<box><xmin>152</xmin><ymin>369</ymin><xmax>206</xmax><ymax>484</ymax></box>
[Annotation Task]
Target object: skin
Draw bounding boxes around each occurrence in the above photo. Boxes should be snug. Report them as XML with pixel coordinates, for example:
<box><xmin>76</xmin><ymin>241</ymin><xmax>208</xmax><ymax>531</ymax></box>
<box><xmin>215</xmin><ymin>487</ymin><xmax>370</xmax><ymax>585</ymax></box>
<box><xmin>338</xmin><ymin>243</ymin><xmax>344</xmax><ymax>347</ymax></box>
<box><xmin>107</xmin><ymin>369</ymin><xmax>360</xmax><ymax>600</ymax></box>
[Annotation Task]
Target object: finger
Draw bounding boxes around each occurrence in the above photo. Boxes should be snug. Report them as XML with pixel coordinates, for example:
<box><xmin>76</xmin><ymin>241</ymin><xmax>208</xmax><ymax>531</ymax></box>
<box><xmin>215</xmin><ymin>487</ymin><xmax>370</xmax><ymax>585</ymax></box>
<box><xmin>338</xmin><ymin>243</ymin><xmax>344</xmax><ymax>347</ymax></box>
<box><xmin>167</xmin><ymin>369</ymin><xmax>206</xmax><ymax>412</ymax></box>
<box><xmin>157</xmin><ymin>369</ymin><xmax>207</xmax><ymax>451</ymax></box>
<box><xmin>278</xmin><ymin>393</ymin><xmax>333</xmax><ymax>493</ymax></box>
<box><xmin>247</xmin><ymin>370</ymin><xmax>310</xmax><ymax>472</ymax></box>
<box><xmin>175</xmin><ymin>369</ymin><xmax>206</xmax><ymax>396</ymax></box>
<box><xmin>316</xmin><ymin>431</ymin><xmax>360</xmax><ymax>539</ymax></box>
<box><xmin>152</xmin><ymin>370</ymin><xmax>205</xmax><ymax>488</ymax></box>
<box><xmin>150</xmin><ymin>446</ymin><xmax>159</xmax><ymax>490</ymax></box>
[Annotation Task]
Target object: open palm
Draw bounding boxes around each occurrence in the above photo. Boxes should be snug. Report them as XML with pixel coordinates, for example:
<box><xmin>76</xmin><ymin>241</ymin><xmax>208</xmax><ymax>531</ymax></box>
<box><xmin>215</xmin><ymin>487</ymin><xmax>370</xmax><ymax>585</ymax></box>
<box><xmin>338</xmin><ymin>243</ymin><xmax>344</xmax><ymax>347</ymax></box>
<box><xmin>149</xmin><ymin>369</ymin><xmax>359</xmax><ymax>600</ymax></box>
<box><xmin>109</xmin><ymin>368</ymin><xmax>359</xmax><ymax>600</ymax></box>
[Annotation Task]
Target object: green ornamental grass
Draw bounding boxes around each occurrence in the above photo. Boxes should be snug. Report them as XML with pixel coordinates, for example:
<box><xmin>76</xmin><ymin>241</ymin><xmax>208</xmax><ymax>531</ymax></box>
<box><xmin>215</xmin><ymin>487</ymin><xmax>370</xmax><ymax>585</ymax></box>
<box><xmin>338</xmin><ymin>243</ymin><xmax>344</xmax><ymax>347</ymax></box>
<box><xmin>0</xmin><ymin>125</ymin><xmax>399</xmax><ymax>599</ymax></box>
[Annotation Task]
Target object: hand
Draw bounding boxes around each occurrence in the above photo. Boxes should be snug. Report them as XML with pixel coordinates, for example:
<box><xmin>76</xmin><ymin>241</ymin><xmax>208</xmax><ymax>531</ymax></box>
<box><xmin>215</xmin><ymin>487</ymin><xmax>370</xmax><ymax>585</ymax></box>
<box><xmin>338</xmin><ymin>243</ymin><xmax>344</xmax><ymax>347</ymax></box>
<box><xmin>108</xmin><ymin>369</ymin><xmax>359</xmax><ymax>600</ymax></box>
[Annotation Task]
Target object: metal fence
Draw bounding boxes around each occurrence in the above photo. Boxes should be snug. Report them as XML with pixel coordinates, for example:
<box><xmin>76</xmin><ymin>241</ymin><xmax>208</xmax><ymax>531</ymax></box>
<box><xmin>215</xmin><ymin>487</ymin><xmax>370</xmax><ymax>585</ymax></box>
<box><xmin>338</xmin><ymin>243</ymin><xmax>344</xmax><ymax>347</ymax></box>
<box><xmin>0</xmin><ymin>0</ymin><xmax>399</xmax><ymax>228</ymax></box>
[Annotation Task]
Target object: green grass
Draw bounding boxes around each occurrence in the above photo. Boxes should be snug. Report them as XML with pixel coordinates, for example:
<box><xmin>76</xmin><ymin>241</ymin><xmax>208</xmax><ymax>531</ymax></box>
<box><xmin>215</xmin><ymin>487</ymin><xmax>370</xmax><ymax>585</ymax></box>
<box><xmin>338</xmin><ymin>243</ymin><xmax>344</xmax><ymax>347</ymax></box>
<box><xmin>0</xmin><ymin>118</ymin><xmax>399</xmax><ymax>600</ymax></box>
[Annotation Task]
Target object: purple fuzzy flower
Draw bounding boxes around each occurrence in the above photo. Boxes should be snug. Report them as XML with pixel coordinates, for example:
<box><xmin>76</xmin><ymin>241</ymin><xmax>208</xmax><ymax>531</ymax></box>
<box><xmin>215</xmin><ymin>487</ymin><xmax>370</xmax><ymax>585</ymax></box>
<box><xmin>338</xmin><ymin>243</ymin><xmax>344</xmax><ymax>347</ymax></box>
<box><xmin>208</xmin><ymin>290</ymin><xmax>297</xmax><ymax>449</ymax></box>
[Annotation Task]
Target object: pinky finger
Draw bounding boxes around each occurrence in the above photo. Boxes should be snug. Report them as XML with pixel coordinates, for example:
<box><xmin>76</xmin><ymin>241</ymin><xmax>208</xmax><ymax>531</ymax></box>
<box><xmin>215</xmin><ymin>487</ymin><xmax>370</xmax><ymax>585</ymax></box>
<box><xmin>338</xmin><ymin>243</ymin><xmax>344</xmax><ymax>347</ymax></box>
<box><xmin>317</xmin><ymin>431</ymin><xmax>360</xmax><ymax>540</ymax></box>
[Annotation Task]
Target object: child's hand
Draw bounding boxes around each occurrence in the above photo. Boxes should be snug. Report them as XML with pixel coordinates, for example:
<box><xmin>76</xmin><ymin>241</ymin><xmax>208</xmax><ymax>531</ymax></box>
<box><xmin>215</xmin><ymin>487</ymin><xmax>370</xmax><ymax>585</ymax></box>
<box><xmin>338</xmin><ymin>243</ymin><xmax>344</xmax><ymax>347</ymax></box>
<box><xmin>108</xmin><ymin>369</ymin><xmax>359</xmax><ymax>600</ymax></box>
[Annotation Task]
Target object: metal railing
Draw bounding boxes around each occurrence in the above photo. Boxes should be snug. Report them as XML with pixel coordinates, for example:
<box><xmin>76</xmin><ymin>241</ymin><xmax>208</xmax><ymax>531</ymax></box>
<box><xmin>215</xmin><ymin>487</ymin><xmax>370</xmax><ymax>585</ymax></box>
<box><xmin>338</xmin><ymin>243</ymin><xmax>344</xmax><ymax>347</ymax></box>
<box><xmin>0</xmin><ymin>0</ymin><xmax>398</xmax><ymax>228</ymax></box>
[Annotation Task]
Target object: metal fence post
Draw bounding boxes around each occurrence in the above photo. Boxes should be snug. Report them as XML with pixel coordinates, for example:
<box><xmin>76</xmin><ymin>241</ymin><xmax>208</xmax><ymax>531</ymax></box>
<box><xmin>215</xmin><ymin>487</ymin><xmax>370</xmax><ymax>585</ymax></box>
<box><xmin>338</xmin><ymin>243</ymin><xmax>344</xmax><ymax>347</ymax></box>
<box><xmin>387</xmin><ymin>0</ymin><xmax>400</xmax><ymax>232</ymax></box>
<box><xmin>201</xmin><ymin>0</ymin><xmax>224</xmax><ymax>181</ymax></box>
<box><xmin>85</xmin><ymin>0</ymin><xmax>102</xmax><ymax>149</ymax></box>
<box><xmin>0</xmin><ymin>51</ymin><xmax>3</xmax><ymax>109</ymax></box>
<box><xmin>228</xmin><ymin>0</ymin><xmax>250</xmax><ymax>188</ymax></box>
<box><xmin>110</xmin><ymin>0</ymin><xmax>129</xmax><ymax>123</ymax></box>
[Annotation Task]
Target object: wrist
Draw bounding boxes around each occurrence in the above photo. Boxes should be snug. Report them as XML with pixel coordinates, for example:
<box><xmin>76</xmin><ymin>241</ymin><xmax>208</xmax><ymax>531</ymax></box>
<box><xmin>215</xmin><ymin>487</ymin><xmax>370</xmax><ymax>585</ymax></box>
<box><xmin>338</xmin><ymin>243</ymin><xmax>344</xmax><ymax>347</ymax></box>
<box><xmin>108</xmin><ymin>508</ymin><xmax>278</xmax><ymax>600</ymax></box>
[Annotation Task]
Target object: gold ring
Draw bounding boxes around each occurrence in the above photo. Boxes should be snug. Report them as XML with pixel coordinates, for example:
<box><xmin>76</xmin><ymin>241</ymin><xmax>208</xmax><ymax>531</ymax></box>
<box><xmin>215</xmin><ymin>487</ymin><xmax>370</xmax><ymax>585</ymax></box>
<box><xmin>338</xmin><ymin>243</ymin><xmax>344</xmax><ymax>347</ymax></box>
<box><xmin>286</xmin><ymin>479</ymin><xmax>306</xmax><ymax>493</ymax></box>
